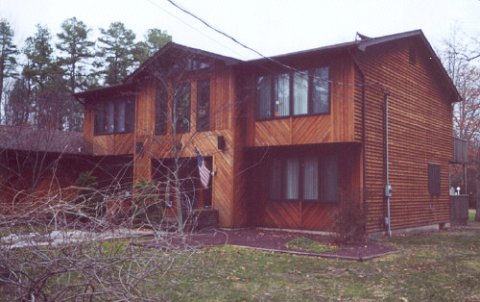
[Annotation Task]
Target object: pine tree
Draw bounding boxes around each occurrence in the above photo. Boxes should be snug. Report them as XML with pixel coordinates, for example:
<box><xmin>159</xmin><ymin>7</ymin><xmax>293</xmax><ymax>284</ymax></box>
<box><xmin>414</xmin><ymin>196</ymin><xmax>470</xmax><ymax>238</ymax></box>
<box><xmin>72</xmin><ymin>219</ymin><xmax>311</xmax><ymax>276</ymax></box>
<box><xmin>0</xmin><ymin>19</ymin><xmax>18</xmax><ymax>123</ymax></box>
<box><xmin>133</xmin><ymin>28</ymin><xmax>172</xmax><ymax>64</ymax></box>
<box><xmin>23</xmin><ymin>24</ymin><xmax>55</xmax><ymax>89</ymax></box>
<box><xmin>97</xmin><ymin>22</ymin><xmax>136</xmax><ymax>85</ymax></box>
<box><xmin>56</xmin><ymin>17</ymin><xmax>95</xmax><ymax>93</ymax></box>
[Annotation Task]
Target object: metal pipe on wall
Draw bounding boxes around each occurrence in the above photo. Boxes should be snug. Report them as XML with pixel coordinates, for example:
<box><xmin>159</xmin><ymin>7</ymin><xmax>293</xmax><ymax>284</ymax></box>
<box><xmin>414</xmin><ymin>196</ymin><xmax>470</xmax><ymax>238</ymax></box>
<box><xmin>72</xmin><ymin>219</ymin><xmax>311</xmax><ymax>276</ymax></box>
<box><xmin>385</xmin><ymin>93</ymin><xmax>392</xmax><ymax>237</ymax></box>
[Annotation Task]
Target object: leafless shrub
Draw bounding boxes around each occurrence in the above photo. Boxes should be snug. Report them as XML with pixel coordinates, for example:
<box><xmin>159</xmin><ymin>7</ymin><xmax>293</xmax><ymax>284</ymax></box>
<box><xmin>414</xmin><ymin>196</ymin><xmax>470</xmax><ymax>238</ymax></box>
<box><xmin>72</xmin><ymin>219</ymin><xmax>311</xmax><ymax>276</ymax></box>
<box><xmin>332</xmin><ymin>200</ymin><xmax>367</xmax><ymax>244</ymax></box>
<box><xmin>0</xmin><ymin>164</ymin><xmax>201</xmax><ymax>301</ymax></box>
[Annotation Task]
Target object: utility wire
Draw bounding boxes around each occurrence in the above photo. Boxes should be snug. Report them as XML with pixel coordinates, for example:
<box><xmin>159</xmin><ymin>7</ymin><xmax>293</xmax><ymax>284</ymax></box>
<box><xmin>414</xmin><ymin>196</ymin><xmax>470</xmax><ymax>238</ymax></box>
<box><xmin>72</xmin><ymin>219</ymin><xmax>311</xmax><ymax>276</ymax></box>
<box><xmin>165</xmin><ymin>0</ymin><xmax>268</xmax><ymax>60</ymax></box>
<box><xmin>145</xmin><ymin>0</ymin><xmax>249</xmax><ymax>60</ymax></box>
<box><xmin>163</xmin><ymin>0</ymin><xmax>380</xmax><ymax>89</ymax></box>
<box><xmin>164</xmin><ymin>0</ymin><xmax>303</xmax><ymax>73</ymax></box>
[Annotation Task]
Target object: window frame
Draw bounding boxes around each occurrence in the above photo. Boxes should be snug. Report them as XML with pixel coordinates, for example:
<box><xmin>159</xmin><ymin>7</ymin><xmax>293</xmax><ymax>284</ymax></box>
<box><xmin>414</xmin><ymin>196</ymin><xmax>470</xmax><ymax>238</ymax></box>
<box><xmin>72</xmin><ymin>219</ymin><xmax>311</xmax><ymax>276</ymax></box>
<box><xmin>93</xmin><ymin>97</ymin><xmax>135</xmax><ymax>136</ymax></box>
<box><xmin>173</xmin><ymin>82</ymin><xmax>191</xmax><ymax>134</ymax></box>
<box><xmin>155</xmin><ymin>81</ymin><xmax>168</xmax><ymax>135</ymax></box>
<box><xmin>256</xmin><ymin>66</ymin><xmax>331</xmax><ymax>121</ymax></box>
<box><xmin>196</xmin><ymin>78</ymin><xmax>211</xmax><ymax>132</ymax></box>
<box><xmin>267</xmin><ymin>154</ymin><xmax>338</xmax><ymax>203</ymax></box>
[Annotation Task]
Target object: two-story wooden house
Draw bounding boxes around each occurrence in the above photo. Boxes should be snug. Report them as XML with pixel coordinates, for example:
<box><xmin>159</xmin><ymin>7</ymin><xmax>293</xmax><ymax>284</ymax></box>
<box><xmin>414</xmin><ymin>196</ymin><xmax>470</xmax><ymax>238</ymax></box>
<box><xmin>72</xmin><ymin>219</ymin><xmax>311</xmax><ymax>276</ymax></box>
<box><xmin>75</xmin><ymin>30</ymin><xmax>461</xmax><ymax>236</ymax></box>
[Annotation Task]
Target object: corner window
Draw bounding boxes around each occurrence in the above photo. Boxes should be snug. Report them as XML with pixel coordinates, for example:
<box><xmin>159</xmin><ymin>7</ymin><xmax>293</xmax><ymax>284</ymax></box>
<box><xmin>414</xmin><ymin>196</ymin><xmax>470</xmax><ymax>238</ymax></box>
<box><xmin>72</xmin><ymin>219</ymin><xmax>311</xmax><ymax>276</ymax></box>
<box><xmin>155</xmin><ymin>81</ymin><xmax>168</xmax><ymax>135</ymax></box>
<box><xmin>428</xmin><ymin>163</ymin><xmax>441</xmax><ymax>196</ymax></box>
<box><xmin>274</xmin><ymin>73</ymin><xmax>290</xmax><ymax>117</ymax></box>
<box><xmin>94</xmin><ymin>97</ymin><xmax>135</xmax><ymax>135</ymax></box>
<box><xmin>196</xmin><ymin>79</ymin><xmax>210</xmax><ymax>132</ymax></box>
<box><xmin>268</xmin><ymin>154</ymin><xmax>338</xmax><ymax>202</ymax></box>
<box><xmin>256</xmin><ymin>75</ymin><xmax>272</xmax><ymax>119</ymax></box>
<box><xmin>256</xmin><ymin>67</ymin><xmax>329</xmax><ymax>120</ymax></box>
<box><xmin>173</xmin><ymin>82</ymin><xmax>191</xmax><ymax>133</ymax></box>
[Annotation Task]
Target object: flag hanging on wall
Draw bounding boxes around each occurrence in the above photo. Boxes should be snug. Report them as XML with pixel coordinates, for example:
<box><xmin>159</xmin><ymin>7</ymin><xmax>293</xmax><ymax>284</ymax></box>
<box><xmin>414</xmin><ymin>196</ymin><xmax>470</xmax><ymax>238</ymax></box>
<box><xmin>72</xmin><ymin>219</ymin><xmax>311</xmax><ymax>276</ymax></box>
<box><xmin>195</xmin><ymin>148</ymin><xmax>211</xmax><ymax>188</ymax></box>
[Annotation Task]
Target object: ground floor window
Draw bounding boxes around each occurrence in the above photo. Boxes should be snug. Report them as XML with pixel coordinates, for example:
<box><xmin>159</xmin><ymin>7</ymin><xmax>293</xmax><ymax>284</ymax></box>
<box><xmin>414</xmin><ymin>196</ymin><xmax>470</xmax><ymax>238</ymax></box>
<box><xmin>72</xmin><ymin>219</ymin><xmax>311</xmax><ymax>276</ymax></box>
<box><xmin>268</xmin><ymin>154</ymin><xmax>338</xmax><ymax>202</ymax></box>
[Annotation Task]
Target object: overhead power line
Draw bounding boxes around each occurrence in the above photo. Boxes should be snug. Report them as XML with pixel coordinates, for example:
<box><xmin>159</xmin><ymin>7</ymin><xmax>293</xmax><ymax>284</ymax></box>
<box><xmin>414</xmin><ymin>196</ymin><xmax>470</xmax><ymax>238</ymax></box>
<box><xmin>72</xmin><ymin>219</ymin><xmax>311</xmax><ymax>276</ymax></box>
<box><xmin>145</xmin><ymin>0</ymin><xmax>249</xmax><ymax>59</ymax></box>
<box><xmin>164</xmin><ymin>0</ymin><xmax>304</xmax><ymax>74</ymax></box>
<box><xmin>163</xmin><ymin>0</ymin><xmax>375</xmax><ymax>89</ymax></box>
<box><xmin>165</xmin><ymin>0</ymin><xmax>268</xmax><ymax>60</ymax></box>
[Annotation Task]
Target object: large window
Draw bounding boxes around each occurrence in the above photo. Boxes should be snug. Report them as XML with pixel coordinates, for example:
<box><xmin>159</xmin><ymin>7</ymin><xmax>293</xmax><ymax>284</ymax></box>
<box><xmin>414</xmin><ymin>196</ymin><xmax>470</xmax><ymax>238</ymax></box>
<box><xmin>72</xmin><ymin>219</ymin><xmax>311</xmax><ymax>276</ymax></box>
<box><xmin>196</xmin><ymin>79</ymin><xmax>210</xmax><ymax>131</ymax></box>
<box><xmin>94</xmin><ymin>97</ymin><xmax>135</xmax><ymax>135</ymax></box>
<box><xmin>155</xmin><ymin>82</ymin><xmax>168</xmax><ymax>135</ymax></box>
<box><xmin>256</xmin><ymin>67</ymin><xmax>330</xmax><ymax>120</ymax></box>
<box><xmin>268</xmin><ymin>154</ymin><xmax>338</xmax><ymax>202</ymax></box>
<box><xmin>173</xmin><ymin>83</ymin><xmax>191</xmax><ymax>133</ymax></box>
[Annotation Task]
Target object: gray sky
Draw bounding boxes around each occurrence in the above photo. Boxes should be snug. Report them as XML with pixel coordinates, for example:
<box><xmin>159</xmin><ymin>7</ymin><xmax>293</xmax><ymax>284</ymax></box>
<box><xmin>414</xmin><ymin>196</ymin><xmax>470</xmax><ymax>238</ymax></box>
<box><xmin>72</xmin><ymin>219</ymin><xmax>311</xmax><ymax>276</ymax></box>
<box><xmin>0</xmin><ymin>0</ymin><xmax>479</xmax><ymax>59</ymax></box>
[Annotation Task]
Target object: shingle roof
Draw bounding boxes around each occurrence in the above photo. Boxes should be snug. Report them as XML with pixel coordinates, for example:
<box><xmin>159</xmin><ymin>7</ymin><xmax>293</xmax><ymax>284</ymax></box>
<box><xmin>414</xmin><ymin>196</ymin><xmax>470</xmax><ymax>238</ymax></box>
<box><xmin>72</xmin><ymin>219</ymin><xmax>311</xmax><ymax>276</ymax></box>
<box><xmin>0</xmin><ymin>125</ymin><xmax>88</xmax><ymax>154</ymax></box>
<box><xmin>74</xmin><ymin>29</ymin><xmax>461</xmax><ymax>103</ymax></box>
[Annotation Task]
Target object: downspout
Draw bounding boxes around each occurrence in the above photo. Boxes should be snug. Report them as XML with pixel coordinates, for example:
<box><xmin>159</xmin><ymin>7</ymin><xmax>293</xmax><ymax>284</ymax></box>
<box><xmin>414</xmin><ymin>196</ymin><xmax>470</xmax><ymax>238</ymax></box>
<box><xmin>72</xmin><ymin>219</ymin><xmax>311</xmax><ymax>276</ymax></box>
<box><xmin>384</xmin><ymin>93</ymin><xmax>392</xmax><ymax>237</ymax></box>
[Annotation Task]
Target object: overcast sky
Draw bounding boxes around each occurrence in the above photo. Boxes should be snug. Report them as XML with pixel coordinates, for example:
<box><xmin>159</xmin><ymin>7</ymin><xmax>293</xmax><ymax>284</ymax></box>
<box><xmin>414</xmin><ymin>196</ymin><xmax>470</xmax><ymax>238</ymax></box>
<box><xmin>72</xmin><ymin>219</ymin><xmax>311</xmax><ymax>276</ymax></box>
<box><xmin>0</xmin><ymin>0</ymin><xmax>479</xmax><ymax>60</ymax></box>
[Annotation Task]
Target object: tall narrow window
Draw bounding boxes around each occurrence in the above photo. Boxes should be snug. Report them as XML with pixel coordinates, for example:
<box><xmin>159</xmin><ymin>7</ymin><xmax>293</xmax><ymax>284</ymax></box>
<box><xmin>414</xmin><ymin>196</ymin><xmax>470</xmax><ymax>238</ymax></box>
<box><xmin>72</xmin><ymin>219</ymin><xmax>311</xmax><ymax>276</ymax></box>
<box><xmin>155</xmin><ymin>82</ymin><xmax>168</xmax><ymax>135</ymax></box>
<box><xmin>174</xmin><ymin>83</ymin><xmax>191</xmax><ymax>133</ymax></box>
<box><xmin>124</xmin><ymin>99</ymin><xmax>135</xmax><ymax>132</ymax></box>
<box><xmin>105</xmin><ymin>101</ymin><xmax>115</xmax><ymax>133</ymax></box>
<box><xmin>320</xmin><ymin>155</ymin><xmax>338</xmax><ymax>201</ymax></box>
<box><xmin>303</xmin><ymin>157</ymin><xmax>319</xmax><ymax>200</ymax></box>
<box><xmin>115</xmin><ymin>100</ymin><xmax>126</xmax><ymax>132</ymax></box>
<box><xmin>256</xmin><ymin>75</ymin><xmax>272</xmax><ymax>119</ymax></box>
<box><xmin>94</xmin><ymin>102</ymin><xmax>105</xmax><ymax>135</ymax></box>
<box><xmin>274</xmin><ymin>73</ymin><xmax>290</xmax><ymax>117</ymax></box>
<box><xmin>284</xmin><ymin>158</ymin><xmax>300</xmax><ymax>200</ymax></box>
<box><xmin>196</xmin><ymin>79</ymin><xmax>210</xmax><ymax>132</ymax></box>
<box><xmin>293</xmin><ymin>71</ymin><xmax>308</xmax><ymax>115</ymax></box>
<box><xmin>312</xmin><ymin>67</ymin><xmax>329</xmax><ymax>114</ymax></box>
<box><xmin>269</xmin><ymin>159</ymin><xmax>282</xmax><ymax>200</ymax></box>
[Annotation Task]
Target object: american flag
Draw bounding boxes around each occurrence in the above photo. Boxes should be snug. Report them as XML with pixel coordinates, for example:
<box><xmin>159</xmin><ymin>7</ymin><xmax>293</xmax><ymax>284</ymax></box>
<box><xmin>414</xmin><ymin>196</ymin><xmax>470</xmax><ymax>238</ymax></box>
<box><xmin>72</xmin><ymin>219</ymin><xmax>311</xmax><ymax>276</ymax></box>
<box><xmin>195</xmin><ymin>148</ymin><xmax>211</xmax><ymax>189</ymax></box>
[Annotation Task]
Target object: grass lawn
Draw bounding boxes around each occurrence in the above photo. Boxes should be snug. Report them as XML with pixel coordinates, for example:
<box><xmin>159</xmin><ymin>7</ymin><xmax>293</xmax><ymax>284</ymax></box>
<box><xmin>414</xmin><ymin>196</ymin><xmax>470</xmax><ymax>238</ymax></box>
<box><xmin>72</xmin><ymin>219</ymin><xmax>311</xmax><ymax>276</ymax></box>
<box><xmin>469</xmin><ymin>209</ymin><xmax>476</xmax><ymax>222</ymax></box>
<box><xmin>2</xmin><ymin>226</ymin><xmax>480</xmax><ymax>301</ymax></box>
<box><xmin>152</xmin><ymin>229</ymin><xmax>480</xmax><ymax>301</ymax></box>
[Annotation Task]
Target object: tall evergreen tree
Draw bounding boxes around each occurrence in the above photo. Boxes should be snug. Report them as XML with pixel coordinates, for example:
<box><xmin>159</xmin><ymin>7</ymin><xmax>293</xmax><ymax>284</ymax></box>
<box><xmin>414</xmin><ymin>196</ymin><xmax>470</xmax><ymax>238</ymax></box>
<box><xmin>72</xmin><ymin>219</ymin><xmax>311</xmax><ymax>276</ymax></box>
<box><xmin>56</xmin><ymin>17</ymin><xmax>95</xmax><ymax>93</ymax></box>
<box><xmin>97</xmin><ymin>22</ymin><xmax>136</xmax><ymax>85</ymax></box>
<box><xmin>23</xmin><ymin>24</ymin><xmax>55</xmax><ymax>89</ymax></box>
<box><xmin>4</xmin><ymin>78</ymin><xmax>31</xmax><ymax>126</ymax></box>
<box><xmin>0</xmin><ymin>19</ymin><xmax>18</xmax><ymax>123</ymax></box>
<box><xmin>133</xmin><ymin>28</ymin><xmax>172</xmax><ymax>64</ymax></box>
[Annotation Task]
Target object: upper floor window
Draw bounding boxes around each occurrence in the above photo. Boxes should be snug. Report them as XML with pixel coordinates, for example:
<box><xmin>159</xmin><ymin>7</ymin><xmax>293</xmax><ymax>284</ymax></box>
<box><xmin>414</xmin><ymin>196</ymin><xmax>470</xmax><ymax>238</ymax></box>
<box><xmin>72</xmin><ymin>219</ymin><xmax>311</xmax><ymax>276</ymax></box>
<box><xmin>188</xmin><ymin>58</ymin><xmax>211</xmax><ymax>71</ymax></box>
<box><xmin>94</xmin><ymin>97</ymin><xmax>135</xmax><ymax>135</ymax></box>
<box><xmin>173</xmin><ymin>82</ymin><xmax>191</xmax><ymax>133</ymax></box>
<box><xmin>267</xmin><ymin>154</ymin><xmax>338</xmax><ymax>202</ymax></box>
<box><xmin>256</xmin><ymin>67</ymin><xmax>330</xmax><ymax>120</ymax></box>
<box><xmin>196</xmin><ymin>79</ymin><xmax>210</xmax><ymax>132</ymax></box>
<box><xmin>155</xmin><ymin>81</ymin><xmax>168</xmax><ymax>135</ymax></box>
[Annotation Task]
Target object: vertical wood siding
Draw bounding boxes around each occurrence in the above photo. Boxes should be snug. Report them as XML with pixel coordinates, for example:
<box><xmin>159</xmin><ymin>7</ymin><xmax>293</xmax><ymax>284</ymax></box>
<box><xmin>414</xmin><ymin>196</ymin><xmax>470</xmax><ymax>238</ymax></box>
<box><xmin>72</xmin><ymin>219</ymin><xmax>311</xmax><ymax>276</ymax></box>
<box><xmin>357</xmin><ymin>42</ymin><xmax>453</xmax><ymax>233</ymax></box>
